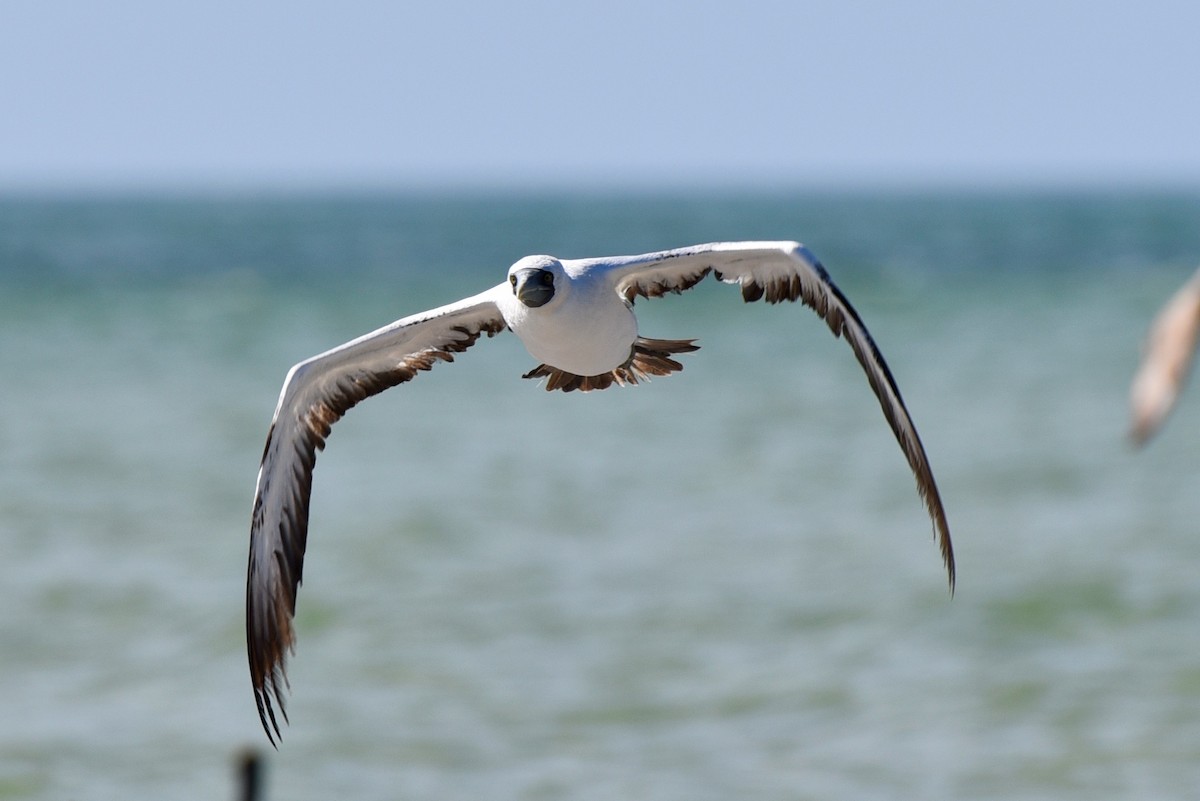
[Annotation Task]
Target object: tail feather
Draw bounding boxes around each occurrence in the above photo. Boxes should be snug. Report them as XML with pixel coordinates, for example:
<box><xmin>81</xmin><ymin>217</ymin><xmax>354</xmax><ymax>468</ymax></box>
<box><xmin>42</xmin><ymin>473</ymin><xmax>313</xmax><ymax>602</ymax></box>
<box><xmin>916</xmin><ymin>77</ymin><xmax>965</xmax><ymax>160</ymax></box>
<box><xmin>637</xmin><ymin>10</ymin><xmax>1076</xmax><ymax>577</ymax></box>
<box><xmin>523</xmin><ymin>337</ymin><xmax>699</xmax><ymax>392</ymax></box>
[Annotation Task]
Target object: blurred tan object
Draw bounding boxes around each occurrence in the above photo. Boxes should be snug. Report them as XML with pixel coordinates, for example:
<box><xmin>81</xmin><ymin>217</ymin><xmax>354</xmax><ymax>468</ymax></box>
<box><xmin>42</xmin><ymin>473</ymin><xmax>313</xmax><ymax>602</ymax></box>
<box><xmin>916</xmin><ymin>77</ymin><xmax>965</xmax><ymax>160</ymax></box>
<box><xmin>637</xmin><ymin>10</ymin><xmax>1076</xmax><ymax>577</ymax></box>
<box><xmin>1130</xmin><ymin>267</ymin><xmax>1200</xmax><ymax>445</ymax></box>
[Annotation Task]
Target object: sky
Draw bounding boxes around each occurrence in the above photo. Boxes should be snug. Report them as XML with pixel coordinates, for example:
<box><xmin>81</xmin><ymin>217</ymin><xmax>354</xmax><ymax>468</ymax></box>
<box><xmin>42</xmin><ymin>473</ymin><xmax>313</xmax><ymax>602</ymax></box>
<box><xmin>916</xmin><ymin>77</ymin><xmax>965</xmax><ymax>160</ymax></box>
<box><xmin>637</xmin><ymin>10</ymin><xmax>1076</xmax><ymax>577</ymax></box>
<box><xmin>3</xmin><ymin>0</ymin><xmax>1199</xmax><ymax>191</ymax></box>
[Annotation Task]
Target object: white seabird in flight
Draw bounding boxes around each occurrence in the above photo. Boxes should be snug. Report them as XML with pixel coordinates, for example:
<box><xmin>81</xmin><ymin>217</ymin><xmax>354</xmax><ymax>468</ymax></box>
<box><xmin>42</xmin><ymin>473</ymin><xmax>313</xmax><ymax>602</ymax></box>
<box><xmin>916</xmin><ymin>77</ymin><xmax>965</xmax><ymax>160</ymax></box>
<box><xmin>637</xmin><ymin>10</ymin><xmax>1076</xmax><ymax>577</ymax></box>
<box><xmin>1130</xmin><ymin>266</ymin><xmax>1200</xmax><ymax>445</ymax></box>
<box><xmin>246</xmin><ymin>240</ymin><xmax>956</xmax><ymax>744</ymax></box>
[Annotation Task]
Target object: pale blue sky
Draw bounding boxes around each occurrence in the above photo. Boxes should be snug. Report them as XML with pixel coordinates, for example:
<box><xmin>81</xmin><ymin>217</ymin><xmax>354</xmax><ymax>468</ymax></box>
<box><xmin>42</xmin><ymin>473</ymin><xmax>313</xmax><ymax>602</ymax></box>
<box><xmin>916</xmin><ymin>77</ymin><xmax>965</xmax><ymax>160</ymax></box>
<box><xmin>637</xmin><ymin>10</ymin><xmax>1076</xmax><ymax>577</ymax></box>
<box><xmin>3</xmin><ymin>0</ymin><xmax>1198</xmax><ymax>189</ymax></box>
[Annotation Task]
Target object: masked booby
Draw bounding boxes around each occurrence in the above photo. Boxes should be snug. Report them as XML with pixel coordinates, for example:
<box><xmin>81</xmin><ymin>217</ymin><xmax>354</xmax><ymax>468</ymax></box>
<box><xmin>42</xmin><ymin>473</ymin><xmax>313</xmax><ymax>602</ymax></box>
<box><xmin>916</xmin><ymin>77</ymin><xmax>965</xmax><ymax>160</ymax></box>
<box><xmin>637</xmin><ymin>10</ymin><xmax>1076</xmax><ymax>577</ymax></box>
<box><xmin>246</xmin><ymin>240</ymin><xmax>956</xmax><ymax>744</ymax></box>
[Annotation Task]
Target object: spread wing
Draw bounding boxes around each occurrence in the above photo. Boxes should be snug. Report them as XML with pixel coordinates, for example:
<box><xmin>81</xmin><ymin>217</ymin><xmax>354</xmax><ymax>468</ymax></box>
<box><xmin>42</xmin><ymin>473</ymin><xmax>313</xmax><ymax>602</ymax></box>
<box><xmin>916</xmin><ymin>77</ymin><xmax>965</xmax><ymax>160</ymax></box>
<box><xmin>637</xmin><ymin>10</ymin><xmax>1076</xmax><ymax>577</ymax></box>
<box><xmin>1130</xmin><ymin>267</ymin><xmax>1200</xmax><ymax>446</ymax></box>
<box><xmin>246</xmin><ymin>286</ymin><xmax>507</xmax><ymax>744</ymax></box>
<box><xmin>588</xmin><ymin>241</ymin><xmax>955</xmax><ymax>591</ymax></box>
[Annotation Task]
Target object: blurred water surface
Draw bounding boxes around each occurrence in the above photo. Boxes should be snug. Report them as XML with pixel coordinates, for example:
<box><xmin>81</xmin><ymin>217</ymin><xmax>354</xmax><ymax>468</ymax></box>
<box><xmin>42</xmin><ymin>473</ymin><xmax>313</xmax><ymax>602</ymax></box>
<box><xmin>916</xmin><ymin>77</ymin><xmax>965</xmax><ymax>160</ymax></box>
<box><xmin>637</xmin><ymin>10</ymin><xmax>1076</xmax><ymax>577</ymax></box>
<box><xmin>1</xmin><ymin>189</ymin><xmax>1198</xmax><ymax>800</ymax></box>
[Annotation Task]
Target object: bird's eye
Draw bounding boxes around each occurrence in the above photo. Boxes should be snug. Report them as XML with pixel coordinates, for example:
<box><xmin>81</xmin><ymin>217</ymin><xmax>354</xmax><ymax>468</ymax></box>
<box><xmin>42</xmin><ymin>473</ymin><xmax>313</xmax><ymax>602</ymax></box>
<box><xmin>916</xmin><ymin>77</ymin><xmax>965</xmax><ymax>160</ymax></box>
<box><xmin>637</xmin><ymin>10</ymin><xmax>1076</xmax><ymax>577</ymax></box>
<box><xmin>541</xmin><ymin>271</ymin><xmax>554</xmax><ymax>285</ymax></box>
<box><xmin>509</xmin><ymin>275</ymin><xmax>517</xmax><ymax>286</ymax></box>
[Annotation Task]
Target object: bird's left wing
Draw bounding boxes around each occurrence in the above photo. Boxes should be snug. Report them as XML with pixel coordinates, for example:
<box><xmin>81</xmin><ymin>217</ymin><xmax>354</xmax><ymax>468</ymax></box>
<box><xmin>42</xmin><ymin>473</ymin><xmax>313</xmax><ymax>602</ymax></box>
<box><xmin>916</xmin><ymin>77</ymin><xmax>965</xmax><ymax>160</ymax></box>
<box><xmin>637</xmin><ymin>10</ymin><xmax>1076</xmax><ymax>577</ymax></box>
<box><xmin>1130</xmin><ymin>266</ymin><xmax>1200</xmax><ymax>445</ymax></box>
<box><xmin>247</xmin><ymin>286</ymin><xmax>507</xmax><ymax>744</ymax></box>
<box><xmin>593</xmin><ymin>241</ymin><xmax>955</xmax><ymax>590</ymax></box>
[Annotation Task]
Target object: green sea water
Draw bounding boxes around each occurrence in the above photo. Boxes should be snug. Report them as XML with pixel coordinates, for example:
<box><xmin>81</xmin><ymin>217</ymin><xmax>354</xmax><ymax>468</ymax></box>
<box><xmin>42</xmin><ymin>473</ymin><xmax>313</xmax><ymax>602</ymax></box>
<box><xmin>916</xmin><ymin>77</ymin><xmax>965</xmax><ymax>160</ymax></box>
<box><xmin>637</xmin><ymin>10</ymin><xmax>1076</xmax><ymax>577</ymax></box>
<box><xmin>1</xmin><ymin>189</ymin><xmax>1199</xmax><ymax>800</ymax></box>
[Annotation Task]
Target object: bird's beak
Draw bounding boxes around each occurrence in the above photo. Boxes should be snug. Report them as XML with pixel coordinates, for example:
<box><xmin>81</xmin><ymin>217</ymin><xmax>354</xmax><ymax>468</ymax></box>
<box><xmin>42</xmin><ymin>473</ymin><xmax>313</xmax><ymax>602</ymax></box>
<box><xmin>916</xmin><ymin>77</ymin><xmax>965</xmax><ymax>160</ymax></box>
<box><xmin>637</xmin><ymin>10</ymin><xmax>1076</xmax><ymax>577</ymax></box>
<box><xmin>513</xmin><ymin>268</ymin><xmax>555</xmax><ymax>308</ymax></box>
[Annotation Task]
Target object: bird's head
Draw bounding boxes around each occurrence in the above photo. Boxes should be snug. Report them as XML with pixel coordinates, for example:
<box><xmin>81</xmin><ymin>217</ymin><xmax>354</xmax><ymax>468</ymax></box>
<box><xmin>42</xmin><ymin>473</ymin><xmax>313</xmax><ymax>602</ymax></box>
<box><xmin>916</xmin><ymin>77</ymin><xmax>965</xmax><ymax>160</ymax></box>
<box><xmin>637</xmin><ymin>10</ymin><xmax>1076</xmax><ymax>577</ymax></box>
<box><xmin>507</xmin><ymin>255</ymin><xmax>563</xmax><ymax>309</ymax></box>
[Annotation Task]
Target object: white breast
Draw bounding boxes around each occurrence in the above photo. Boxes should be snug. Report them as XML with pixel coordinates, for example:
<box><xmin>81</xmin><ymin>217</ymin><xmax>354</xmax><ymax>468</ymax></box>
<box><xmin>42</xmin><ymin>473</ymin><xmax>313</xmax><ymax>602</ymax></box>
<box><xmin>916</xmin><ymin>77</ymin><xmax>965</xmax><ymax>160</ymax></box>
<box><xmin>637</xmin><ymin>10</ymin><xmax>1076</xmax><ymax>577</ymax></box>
<box><xmin>501</xmin><ymin>276</ymin><xmax>637</xmax><ymax>376</ymax></box>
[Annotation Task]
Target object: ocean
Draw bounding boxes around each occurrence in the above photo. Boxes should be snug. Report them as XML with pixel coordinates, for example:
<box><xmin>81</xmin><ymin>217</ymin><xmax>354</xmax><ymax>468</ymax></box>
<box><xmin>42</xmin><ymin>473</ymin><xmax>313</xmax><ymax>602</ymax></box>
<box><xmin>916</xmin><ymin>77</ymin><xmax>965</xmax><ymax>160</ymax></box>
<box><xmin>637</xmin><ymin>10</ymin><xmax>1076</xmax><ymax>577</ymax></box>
<box><xmin>1</xmin><ymin>189</ymin><xmax>1199</xmax><ymax>800</ymax></box>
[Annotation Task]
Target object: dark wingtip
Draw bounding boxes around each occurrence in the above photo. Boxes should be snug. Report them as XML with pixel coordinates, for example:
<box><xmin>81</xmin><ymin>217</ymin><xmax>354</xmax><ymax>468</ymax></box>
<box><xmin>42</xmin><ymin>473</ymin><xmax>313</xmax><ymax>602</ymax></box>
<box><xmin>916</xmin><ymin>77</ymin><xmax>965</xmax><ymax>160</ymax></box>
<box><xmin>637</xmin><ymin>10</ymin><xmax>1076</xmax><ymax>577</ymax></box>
<box><xmin>945</xmin><ymin>542</ymin><xmax>957</xmax><ymax>598</ymax></box>
<box><xmin>254</xmin><ymin>683</ymin><xmax>283</xmax><ymax>748</ymax></box>
<box><xmin>924</xmin><ymin>485</ymin><xmax>956</xmax><ymax>599</ymax></box>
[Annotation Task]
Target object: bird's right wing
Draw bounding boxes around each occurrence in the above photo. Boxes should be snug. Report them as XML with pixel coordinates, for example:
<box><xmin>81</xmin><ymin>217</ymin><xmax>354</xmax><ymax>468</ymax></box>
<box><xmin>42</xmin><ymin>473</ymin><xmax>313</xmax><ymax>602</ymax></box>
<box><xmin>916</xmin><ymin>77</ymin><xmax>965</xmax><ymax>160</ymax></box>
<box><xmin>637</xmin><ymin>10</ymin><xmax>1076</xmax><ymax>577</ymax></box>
<box><xmin>1131</xmin><ymin>267</ymin><xmax>1200</xmax><ymax>445</ymax></box>
<box><xmin>247</xmin><ymin>286</ymin><xmax>507</xmax><ymax>744</ymax></box>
